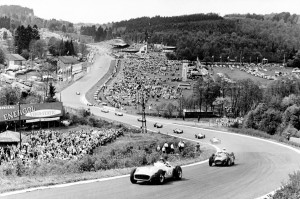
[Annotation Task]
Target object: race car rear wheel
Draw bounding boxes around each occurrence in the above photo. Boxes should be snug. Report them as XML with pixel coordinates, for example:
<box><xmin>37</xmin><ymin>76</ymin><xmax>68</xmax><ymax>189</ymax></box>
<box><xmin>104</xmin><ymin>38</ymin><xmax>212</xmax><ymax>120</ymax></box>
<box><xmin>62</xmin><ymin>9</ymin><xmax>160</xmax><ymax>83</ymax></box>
<box><xmin>174</xmin><ymin>166</ymin><xmax>182</xmax><ymax>180</ymax></box>
<box><xmin>157</xmin><ymin>170</ymin><xmax>165</xmax><ymax>184</ymax></box>
<box><xmin>130</xmin><ymin>168</ymin><xmax>137</xmax><ymax>184</ymax></box>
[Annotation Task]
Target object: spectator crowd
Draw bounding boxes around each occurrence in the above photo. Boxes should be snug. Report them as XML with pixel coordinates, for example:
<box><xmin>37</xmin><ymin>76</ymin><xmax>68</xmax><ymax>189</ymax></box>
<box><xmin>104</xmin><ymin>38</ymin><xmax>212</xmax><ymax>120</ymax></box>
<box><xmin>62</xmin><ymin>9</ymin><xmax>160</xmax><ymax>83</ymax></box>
<box><xmin>103</xmin><ymin>52</ymin><xmax>183</xmax><ymax>109</ymax></box>
<box><xmin>0</xmin><ymin>128</ymin><xmax>123</xmax><ymax>167</ymax></box>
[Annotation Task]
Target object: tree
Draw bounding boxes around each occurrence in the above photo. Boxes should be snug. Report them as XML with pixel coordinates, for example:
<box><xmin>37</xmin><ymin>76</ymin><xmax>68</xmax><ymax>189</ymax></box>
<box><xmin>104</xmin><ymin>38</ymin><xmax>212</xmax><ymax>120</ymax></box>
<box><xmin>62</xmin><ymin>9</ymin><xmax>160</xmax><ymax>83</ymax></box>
<box><xmin>78</xmin><ymin>42</ymin><xmax>88</xmax><ymax>57</ymax></box>
<box><xmin>0</xmin><ymin>86</ymin><xmax>21</xmax><ymax>105</ymax></box>
<box><xmin>62</xmin><ymin>25</ymin><xmax>67</xmax><ymax>33</ymax></box>
<box><xmin>20</xmin><ymin>49</ymin><xmax>30</xmax><ymax>60</ymax></box>
<box><xmin>30</xmin><ymin>39</ymin><xmax>47</xmax><ymax>59</ymax></box>
<box><xmin>0</xmin><ymin>48</ymin><xmax>5</xmax><ymax>64</ymax></box>
<box><xmin>166</xmin><ymin>102</ymin><xmax>176</xmax><ymax>118</ymax></box>
<box><xmin>3</xmin><ymin>31</ymin><xmax>7</xmax><ymax>40</ymax></box>
<box><xmin>282</xmin><ymin>105</ymin><xmax>300</xmax><ymax>130</ymax></box>
<box><xmin>258</xmin><ymin>108</ymin><xmax>282</xmax><ymax>135</ymax></box>
<box><xmin>45</xmin><ymin>82</ymin><xmax>56</xmax><ymax>102</ymax></box>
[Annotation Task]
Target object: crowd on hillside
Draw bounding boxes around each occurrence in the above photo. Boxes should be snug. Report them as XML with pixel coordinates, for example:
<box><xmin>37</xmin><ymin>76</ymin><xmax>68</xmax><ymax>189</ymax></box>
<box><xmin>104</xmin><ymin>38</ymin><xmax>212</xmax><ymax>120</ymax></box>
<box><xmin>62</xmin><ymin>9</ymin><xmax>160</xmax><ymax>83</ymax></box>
<box><xmin>0</xmin><ymin>128</ymin><xmax>123</xmax><ymax>167</ymax></box>
<box><xmin>103</xmin><ymin>52</ymin><xmax>183</xmax><ymax>108</ymax></box>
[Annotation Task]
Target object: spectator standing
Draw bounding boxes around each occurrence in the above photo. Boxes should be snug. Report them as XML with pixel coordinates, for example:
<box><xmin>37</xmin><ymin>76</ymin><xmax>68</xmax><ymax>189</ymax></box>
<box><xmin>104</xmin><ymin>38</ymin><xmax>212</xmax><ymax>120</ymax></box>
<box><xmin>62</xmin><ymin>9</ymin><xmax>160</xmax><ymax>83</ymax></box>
<box><xmin>170</xmin><ymin>143</ymin><xmax>174</xmax><ymax>154</ymax></box>
<box><xmin>162</xmin><ymin>146</ymin><xmax>166</xmax><ymax>154</ymax></box>
<box><xmin>163</xmin><ymin>142</ymin><xmax>169</xmax><ymax>153</ymax></box>
<box><xmin>196</xmin><ymin>142</ymin><xmax>200</xmax><ymax>152</ymax></box>
<box><xmin>156</xmin><ymin>145</ymin><xmax>161</xmax><ymax>152</ymax></box>
<box><xmin>178</xmin><ymin>140</ymin><xmax>183</xmax><ymax>152</ymax></box>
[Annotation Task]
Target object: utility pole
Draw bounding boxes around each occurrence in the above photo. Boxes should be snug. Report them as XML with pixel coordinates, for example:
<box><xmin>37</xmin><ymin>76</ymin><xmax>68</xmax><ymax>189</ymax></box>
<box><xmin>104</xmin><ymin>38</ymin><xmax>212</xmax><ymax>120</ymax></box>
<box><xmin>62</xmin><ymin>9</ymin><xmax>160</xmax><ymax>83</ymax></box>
<box><xmin>18</xmin><ymin>102</ymin><xmax>22</xmax><ymax>151</ymax></box>
<box><xmin>141</xmin><ymin>91</ymin><xmax>147</xmax><ymax>133</ymax></box>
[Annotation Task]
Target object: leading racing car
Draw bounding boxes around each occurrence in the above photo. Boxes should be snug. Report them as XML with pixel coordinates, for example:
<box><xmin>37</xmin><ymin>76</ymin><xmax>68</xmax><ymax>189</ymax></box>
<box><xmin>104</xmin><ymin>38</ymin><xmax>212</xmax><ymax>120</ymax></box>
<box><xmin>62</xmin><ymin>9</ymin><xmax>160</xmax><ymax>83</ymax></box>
<box><xmin>209</xmin><ymin>151</ymin><xmax>235</xmax><ymax>166</ymax></box>
<box><xmin>130</xmin><ymin>159</ymin><xmax>182</xmax><ymax>184</ymax></box>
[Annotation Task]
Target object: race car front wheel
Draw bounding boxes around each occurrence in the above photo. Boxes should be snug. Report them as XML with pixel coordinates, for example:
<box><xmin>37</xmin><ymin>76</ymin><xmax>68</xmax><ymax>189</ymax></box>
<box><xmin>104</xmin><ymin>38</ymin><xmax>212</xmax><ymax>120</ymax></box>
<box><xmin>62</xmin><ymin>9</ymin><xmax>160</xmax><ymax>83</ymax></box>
<box><xmin>157</xmin><ymin>170</ymin><xmax>165</xmax><ymax>184</ymax></box>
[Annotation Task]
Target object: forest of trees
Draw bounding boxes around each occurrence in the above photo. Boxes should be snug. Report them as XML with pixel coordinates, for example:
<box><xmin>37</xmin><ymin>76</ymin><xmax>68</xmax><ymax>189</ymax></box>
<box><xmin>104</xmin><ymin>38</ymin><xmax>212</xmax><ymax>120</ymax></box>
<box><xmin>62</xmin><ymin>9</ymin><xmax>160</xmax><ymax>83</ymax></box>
<box><xmin>0</xmin><ymin>16</ymin><xmax>11</xmax><ymax>29</ymax></box>
<box><xmin>179</xmin><ymin>72</ymin><xmax>300</xmax><ymax>137</ymax></box>
<box><xmin>111</xmin><ymin>13</ymin><xmax>300</xmax><ymax>65</ymax></box>
<box><xmin>80</xmin><ymin>25</ymin><xmax>113</xmax><ymax>42</ymax></box>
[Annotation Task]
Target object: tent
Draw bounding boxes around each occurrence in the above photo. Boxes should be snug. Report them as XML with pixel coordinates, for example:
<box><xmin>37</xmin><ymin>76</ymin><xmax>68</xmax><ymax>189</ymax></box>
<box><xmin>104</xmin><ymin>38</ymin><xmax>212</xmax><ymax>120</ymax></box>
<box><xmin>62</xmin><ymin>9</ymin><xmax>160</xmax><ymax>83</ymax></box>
<box><xmin>0</xmin><ymin>130</ymin><xmax>24</xmax><ymax>146</ymax></box>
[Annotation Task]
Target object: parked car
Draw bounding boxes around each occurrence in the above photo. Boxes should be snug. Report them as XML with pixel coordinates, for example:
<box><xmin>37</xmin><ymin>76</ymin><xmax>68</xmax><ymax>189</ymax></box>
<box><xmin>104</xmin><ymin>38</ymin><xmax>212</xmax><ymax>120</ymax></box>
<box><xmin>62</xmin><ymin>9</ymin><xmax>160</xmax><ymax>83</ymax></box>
<box><xmin>76</xmin><ymin>92</ymin><xmax>80</xmax><ymax>95</ymax></box>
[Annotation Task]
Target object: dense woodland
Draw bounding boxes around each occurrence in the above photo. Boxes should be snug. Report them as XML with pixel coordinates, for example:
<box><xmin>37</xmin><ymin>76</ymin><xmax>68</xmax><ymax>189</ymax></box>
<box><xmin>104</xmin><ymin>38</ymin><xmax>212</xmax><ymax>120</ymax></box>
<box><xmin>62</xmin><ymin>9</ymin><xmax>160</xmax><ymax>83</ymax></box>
<box><xmin>111</xmin><ymin>13</ymin><xmax>300</xmax><ymax>66</ymax></box>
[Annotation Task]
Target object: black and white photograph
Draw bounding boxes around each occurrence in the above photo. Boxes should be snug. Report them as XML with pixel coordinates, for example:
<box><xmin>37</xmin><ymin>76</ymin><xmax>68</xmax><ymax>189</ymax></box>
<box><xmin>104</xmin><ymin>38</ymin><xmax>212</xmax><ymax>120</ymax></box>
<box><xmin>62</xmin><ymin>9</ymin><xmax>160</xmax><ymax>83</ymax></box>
<box><xmin>0</xmin><ymin>0</ymin><xmax>300</xmax><ymax>198</ymax></box>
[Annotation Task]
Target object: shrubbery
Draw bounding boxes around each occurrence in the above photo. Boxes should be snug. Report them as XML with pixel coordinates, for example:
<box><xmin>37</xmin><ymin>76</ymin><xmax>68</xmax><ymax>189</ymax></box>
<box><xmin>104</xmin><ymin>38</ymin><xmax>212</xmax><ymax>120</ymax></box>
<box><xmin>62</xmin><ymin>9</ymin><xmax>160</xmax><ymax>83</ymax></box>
<box><xmin>273</xmin><ymin>171</ymin><xmax>300</xmax><ymax>199</ymax></box>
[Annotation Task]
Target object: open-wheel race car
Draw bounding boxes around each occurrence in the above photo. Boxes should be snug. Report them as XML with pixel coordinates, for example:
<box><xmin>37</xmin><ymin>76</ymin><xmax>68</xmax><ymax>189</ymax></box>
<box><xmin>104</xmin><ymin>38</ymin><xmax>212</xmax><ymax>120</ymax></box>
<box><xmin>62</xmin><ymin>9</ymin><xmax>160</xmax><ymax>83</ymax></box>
<box><xmin>137</xmin><ymin>118</ymin><xmax>146</xmax><ymax>122</ymax></box>
<box><xmin>115</xmin><ymin>112</ymin><xmax>123</xmax><ymax>116</ymax></box>
<box><xmin>154</xmin><ymin>123</ymin><xmax>163</xmax><ymax>128</ymax></box>
<box><xmin>209</xmin><ymin>151</ymin><xmax>235</xmax><ymax>166</ymax></box>
<box><xmin>130</xmin><ymin>160</ymin><xmax>182</xmax><ymax>184</ymax></box>
<box><xmin>101</xmin><ymin>108</ymin><xmax>109</xmax><ymax>113</ymax></box>
<box><xmin>173</xmin><ymin>128</ymin><xmax>183</xmax><ymax>134</ymax></box>
<box><xmin>210</xmin><ymin>137</ymin><xmax>221</xmax><ymax>144</ymax></box>
<box><xmin>195</xmin><ymin>133</ymin><xmax>205</xmax><ymax>139</ymax></box>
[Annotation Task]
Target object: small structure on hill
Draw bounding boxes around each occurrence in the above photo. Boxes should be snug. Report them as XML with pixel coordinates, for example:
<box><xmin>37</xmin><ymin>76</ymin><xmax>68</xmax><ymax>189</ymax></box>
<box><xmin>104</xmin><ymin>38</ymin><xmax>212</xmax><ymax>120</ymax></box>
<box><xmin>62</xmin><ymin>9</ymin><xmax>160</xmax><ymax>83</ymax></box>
<box><xmin>57</xmin><ymin>56</ymin><xmax>80</xmax><ymax>81</ymax></box>
<box><xmin>5</xmin><ymin>54</ymin><xmax>26</xmax><ymax>68</ymax></box>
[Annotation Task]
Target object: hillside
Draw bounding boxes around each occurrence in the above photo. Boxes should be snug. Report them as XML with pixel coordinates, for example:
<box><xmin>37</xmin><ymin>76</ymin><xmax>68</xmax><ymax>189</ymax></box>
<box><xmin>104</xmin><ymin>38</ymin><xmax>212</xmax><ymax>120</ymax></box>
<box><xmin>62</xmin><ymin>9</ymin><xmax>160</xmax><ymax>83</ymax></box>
<box><xmin>111</xmin><ymin>13</ymin><xmax>300</xmax><ymax>64</ymax></box>
<box><xmin>0</xmin><ymin>5</ymin><xmax>75</xmax><ymax>33</ymax></box>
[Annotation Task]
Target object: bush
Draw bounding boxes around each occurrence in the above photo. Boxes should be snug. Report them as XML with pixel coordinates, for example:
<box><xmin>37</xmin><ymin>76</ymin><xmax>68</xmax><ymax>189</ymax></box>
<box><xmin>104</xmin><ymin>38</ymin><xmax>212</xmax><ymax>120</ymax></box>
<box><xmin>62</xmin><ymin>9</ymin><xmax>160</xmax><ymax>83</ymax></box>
<box><xmin>2</xmin><ymin>164</ymin><xmax>14</xmax><ymax>176</ymax></box>
<box><xmin>273</xmin><ymin>171</ymin><xmax>300</xmax><ymax>199</ymax></box>
<box><xmin>15</xmin><ymin>160</ymin><xmax>25</xmax><ymax>176</ymax></box>
<box><xmin>79</xmin><ymin>156</ymin><xmax>96</xmax><ymax>172</ymax></box>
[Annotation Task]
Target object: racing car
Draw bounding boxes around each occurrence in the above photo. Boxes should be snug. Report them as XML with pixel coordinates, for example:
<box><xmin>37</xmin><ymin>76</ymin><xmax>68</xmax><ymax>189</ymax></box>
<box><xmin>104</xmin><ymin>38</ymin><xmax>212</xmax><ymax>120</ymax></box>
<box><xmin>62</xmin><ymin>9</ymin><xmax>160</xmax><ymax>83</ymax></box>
<box><xmin>115</xmin><ymin>112</ymin><xmax>123</xmax><ymax>116</ymax></box>
<box><xmin>195</xmin><ymin>133</ymin><xmax>205</xmax><ymax>139</ymax></box>
<box><xmin>137</xmin><ymin>118</ymin><xmax>146</xmax><ymax>122</ymax></box>
<box><xmin>154</xmin><ymin>123</ymin><xmax>163</xmax><ymax>128</ymax></box>
<box><xmin>101</xmin><ymin>108</ymin><xmax>109</xmax><ymax>113</ymax></box>
<box><xmin>210</xmin><ymin>137</ymin><xmax>221</xmax><ymax>144</ymax></box>
<box><xmin>209</xmin><ymin>151</ymin><xmax>235</xmax><ymax>166</ymax></box>
<box><xmin>173</xmin><ymin>128</ymin><xmax>183</xmax><ymax>134</ymax></box>
<box><xmin>130</xmin><ymin>160</ymin><xmax>182</xmax><ymax>184</ymax></box>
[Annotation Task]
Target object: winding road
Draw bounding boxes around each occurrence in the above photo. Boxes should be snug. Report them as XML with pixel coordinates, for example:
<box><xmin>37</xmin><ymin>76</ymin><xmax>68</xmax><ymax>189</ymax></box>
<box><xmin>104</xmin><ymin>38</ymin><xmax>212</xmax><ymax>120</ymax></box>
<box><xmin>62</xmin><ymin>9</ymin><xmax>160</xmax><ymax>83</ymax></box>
<box><xmin>3</xmin><ymin>52</ymin><xmax>300</xmax><ymax>199</ymax></box>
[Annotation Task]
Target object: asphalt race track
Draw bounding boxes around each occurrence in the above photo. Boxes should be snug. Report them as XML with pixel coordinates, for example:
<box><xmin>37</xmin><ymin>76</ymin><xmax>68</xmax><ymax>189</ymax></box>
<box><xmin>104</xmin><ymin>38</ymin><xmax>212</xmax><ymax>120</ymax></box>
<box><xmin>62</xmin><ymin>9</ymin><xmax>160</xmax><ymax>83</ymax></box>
<box><xmin>3</xmin><ymin>54</ymin><xmax>300</xmax><ymax>199</ymax></box>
